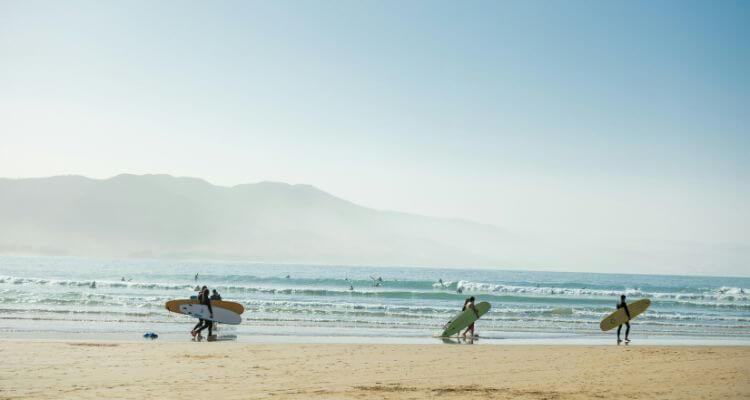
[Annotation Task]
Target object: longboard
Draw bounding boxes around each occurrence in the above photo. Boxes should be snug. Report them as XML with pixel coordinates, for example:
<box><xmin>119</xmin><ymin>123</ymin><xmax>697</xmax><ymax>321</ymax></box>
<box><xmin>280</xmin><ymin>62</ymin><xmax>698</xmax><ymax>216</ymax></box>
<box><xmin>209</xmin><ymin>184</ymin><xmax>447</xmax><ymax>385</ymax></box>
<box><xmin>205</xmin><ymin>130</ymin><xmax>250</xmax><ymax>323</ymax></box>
<box><xmin>440</xmin><ymin>301</ymin><xmax>491</xmax><ymax>337</ymax></box>
<box><xmin>178</xmin><ymin>303</ymin><xmax>242</xmax><ymax>325</ymax></box>
<box><xmin>599</xmin><ymin>299</ymin><xmax>651</xmax><ymax>331</ymax></box>
<box><xmin>165</xmin><ymin>299</ymin><xmax>244</xmax><ymax>315</ymax></box>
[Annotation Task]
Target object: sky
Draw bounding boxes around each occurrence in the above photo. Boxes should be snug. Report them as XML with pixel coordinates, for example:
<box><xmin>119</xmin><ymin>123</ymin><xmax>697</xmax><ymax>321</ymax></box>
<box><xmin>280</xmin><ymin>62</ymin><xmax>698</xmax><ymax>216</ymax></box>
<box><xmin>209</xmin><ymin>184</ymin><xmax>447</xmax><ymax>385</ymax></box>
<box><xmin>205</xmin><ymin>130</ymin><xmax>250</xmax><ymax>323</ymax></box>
<box><xmin>1</xmin><ymin>1</ymin><xmax>749</xmax><ymax>275</ymax></box>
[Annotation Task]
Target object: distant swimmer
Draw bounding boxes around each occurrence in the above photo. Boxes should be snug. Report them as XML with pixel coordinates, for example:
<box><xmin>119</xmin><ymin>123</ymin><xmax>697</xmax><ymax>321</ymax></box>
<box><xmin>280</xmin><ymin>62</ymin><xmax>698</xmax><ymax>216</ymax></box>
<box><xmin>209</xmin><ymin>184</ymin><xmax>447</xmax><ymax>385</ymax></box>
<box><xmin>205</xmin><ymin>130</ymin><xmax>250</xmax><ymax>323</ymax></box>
<box><xmin>616</xmin><ymin>294</ymin><xmax>631</xmax><ymax>344</ymax></box>
<box><xmin>210</xmin><ymin>289</ymin><xmax>222</xmax><ymax>301</ymax></box>
<box><xmin>461</xmin><ymin>296</ymin><xmax>479</xmax><ymax>338</ymax></box>
<box><xmin>194</xmin><ymin>273</ymin><xmax>199</xmax><ymax>281</ymax></box>
<box><xmin>438</xmin><ymin>278</ymin><xmax>445</xmax><ymax>288</ymax></box>
<box><xmin>286</xmin><ymin>275</ymin><xmax>290</xmax><ymax>279</ymax></box>
<box><xmin>349</xmin><ymin>285</ymin><xmax>354</xmax><ymax>291</ymax></box>
<box><xmin>456</xmin><ymin>287</ymin><xmax>463</xmax><ymax>294</ymax></box>
<box><xmin>90</xmin><ymin>281</ymin><xmax>96</xmax><ymax>289</ymax></box>
<box><xmin>121</xmin><ymin>277</ymin><xmax>126</xmax><ymax>282</ymax></box>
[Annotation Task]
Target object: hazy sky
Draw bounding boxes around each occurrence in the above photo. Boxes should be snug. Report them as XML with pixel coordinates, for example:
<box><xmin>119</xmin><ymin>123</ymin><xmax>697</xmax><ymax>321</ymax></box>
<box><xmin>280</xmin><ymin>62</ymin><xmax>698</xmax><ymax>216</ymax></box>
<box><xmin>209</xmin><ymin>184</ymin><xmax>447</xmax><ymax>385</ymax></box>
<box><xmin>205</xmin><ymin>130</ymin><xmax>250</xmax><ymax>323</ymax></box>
<box><xmin>1</xmin><ymin>1</ymin><xmax>748</xmax><ymax>275</ymax></box>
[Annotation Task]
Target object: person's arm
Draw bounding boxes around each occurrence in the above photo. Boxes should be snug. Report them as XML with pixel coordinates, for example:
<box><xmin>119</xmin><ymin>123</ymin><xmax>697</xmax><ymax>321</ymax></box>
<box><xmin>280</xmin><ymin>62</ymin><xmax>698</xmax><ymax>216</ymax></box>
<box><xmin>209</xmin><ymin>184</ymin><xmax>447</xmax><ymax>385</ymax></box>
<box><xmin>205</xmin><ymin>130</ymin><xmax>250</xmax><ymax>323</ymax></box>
<box><xmin>470</xmin><ymin>303</ymin><xmax>479</xmax><ymax>318</ymax></box>
<box><xmin>623</xmin><ymin>303</ymin><xmax>631</xmax><ymax>320</ymax></box>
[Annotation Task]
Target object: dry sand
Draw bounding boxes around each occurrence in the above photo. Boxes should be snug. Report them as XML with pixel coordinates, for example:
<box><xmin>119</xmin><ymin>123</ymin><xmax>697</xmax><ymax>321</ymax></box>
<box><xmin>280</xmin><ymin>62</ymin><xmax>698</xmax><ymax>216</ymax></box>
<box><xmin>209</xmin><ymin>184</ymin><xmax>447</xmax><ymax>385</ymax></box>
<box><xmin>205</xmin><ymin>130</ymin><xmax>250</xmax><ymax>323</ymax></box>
<box><xmin>2</xmin><ymin>340</ymin><xmax>749</xmax><ymax>399</ymax></box>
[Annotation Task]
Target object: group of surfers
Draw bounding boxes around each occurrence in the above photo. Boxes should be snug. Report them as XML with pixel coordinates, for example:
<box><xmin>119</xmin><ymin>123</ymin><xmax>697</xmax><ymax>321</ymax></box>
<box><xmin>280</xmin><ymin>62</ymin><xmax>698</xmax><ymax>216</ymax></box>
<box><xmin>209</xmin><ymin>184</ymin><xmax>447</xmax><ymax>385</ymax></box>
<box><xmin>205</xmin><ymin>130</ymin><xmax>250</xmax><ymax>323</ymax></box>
<box><xmin>190</xmin><ymin>285</ymin><xmax>222</xmax><ymax>339</ymax></box>
<box><xmin>188</xmin><ymin>277</ymin><xmax>634</xmax><ymax>343</ymax></box>
<box><xmin>459</xmin><ymin>294</ymin><xmax>633</xmax><ymax>343</ymax></box>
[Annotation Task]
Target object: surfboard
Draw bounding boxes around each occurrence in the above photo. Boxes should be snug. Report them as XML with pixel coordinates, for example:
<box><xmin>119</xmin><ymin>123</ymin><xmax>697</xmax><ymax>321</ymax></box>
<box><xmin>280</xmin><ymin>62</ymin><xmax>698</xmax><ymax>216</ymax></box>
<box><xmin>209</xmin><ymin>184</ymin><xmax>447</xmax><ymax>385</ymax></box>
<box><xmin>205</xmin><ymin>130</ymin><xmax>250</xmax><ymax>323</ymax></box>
<box><xmin>178</xmin><ymin>303</ymin><xmax>242</xmax><ymax>325</ymax></box>
<box><xmin>165</xmin><ymin>299</ymin><xmax>244</xmax><ymax>315</ymax></box>
<box><xmin>440</xmin><ymin>301</ymin><xmax>491</xmax><ymax>337</ymax></box>
<box><xmin>599</xmin><ymin>299</ymin><xmax>651</xmax><ymax>331</ymax></box>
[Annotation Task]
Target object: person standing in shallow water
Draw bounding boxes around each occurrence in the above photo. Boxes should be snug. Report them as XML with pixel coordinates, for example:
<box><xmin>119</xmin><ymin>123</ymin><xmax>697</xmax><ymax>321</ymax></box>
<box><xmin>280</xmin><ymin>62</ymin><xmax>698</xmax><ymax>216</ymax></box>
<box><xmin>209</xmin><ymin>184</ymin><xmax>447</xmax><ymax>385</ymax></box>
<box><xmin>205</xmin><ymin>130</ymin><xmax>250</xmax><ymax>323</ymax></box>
<box><xmin>617</xmin><ymin>294</ymin><xmax>631</xmax><ymax>344</ymax></box>
<box><xmin>462</xmin><ymin>296</ymin><xmax>479</xmax><ymax>338</ymax></box>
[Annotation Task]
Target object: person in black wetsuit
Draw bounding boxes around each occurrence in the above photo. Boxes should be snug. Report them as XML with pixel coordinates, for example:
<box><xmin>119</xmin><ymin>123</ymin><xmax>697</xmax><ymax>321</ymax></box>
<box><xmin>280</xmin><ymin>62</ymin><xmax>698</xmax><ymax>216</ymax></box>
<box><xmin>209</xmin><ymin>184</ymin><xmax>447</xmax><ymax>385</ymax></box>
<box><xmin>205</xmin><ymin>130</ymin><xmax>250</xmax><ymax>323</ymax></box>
<box><xmin>190</xmin><ymin>287</ymin><xmax>206</xmax><ymax>337</ymax></box>
<box><xmin>210</xmin><ymin>289</ymin><xmax>222</xmax><ymax>301</ymax></box>
<box><xmin>461</xmin><ymin>296</ymin><xmax>479</xmax><ymax>338</ymax></box>
<box><xmin>192</xmin><ymin>286</ymin><xmax>214</xmax><ymax>338</ymax></box>
<box><xmin>617</xmin><ymin>294</ymin><xmax>631</xmax><ymax>344</ymax></box>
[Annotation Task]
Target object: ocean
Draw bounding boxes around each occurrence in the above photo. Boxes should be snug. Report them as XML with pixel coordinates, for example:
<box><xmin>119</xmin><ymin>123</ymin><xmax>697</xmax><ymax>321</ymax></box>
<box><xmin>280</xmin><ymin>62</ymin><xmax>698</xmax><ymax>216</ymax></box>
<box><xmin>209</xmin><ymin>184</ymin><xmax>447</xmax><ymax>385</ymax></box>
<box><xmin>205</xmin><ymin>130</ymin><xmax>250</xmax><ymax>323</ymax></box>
<box><xmin>1</xmin><ymin>255</ymin><xmax>748</xmax><ymax>344</ymax></box>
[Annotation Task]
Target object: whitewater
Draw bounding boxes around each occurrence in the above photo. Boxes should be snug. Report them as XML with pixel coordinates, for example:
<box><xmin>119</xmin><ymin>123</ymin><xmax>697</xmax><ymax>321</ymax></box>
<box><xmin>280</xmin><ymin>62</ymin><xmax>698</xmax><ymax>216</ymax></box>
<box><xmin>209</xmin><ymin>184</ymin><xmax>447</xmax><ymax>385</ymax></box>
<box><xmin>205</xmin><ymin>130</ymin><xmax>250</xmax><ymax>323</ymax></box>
<box><xmin>1</xmin><ymin>256</ymin><xmax>748</xmax><ymax>344</ymax></box>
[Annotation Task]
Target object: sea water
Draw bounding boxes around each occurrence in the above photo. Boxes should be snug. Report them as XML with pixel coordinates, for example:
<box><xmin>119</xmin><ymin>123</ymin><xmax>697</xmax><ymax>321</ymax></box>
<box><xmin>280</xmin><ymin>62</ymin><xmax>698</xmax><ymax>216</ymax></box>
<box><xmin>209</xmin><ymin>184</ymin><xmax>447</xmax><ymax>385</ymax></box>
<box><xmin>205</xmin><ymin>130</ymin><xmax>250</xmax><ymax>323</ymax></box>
<box><xmin>1</xmin><ymin>255</ymin><xmax>748</xmax><ymax>344</ymax></box>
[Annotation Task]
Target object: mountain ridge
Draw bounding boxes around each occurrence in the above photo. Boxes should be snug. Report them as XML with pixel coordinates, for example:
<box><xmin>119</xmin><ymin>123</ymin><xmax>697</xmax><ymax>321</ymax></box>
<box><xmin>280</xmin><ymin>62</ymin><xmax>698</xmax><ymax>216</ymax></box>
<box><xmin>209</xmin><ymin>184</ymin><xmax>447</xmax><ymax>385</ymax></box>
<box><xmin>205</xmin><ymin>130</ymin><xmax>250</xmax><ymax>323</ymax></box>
<box><xmin>0</xmin><ymin>174</ymin><xmax>513</xmax><ymax>267</ymax></box>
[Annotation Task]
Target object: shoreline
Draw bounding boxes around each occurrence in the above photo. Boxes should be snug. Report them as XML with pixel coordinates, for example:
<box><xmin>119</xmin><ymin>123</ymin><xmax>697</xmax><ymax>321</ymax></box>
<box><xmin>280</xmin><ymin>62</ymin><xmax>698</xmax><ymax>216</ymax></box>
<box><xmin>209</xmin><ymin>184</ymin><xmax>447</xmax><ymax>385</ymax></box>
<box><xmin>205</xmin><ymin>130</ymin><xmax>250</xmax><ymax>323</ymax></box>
<box><xmin>3</xmin><ymin>257</ymin><xmax>748</xmax><ymax>347</ymax></box>
<box><xmin>3</xmin><ymin>340</ymin><xmax>749</xmax><ymax>399</ymax></box>
<box><xmin>3</xmin><ymin>328</ymin><xmax>750</xmax><ymax>346</ymax></box>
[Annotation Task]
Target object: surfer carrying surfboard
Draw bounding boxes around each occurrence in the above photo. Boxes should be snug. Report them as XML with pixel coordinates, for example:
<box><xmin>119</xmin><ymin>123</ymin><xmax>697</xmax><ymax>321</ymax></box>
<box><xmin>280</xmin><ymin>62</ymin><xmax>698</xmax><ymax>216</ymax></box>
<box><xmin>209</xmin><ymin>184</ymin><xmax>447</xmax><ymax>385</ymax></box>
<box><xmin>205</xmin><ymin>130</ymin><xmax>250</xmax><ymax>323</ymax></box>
<box><xmin>616</xmin><ymin>294</ymin><xmax>631</xmax><ymax>344</ymax></box>
<box><xmin>191</xmin><ymin>286</ymin><xmax>214</xmax><ymax>338</ymax></box>
<box><xmin>462</xmin><ymin>296</ymin><xmax>479</xmax><ymax>338</ymax></box>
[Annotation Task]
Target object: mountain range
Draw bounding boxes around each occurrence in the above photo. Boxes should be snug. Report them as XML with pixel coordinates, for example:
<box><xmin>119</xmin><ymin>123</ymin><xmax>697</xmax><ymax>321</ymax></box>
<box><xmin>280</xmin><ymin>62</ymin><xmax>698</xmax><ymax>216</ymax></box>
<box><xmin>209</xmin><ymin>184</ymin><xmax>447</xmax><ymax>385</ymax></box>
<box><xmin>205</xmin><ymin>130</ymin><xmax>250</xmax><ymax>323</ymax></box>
<box><xmin>0</xmin><ymin>174</ymin><xmax>517</xmax><ymax>267</ymax></box>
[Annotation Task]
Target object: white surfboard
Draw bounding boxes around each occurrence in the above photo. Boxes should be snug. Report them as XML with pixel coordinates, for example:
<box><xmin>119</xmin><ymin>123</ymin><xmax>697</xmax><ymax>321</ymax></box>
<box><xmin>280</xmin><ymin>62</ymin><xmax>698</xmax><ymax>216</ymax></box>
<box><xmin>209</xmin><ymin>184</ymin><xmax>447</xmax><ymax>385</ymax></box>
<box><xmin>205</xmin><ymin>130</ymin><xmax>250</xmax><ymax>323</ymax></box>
<box><xmin>179</xmin><ymin>304</ymin><xmax>241</xmax><ymax>325</ymax></box>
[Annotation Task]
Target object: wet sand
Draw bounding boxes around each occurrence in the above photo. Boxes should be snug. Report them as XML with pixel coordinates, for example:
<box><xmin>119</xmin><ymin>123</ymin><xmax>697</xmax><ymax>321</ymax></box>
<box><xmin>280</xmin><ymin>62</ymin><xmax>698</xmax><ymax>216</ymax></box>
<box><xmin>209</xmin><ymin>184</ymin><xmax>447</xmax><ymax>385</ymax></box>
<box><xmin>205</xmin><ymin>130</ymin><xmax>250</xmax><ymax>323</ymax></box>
<box><xmin>2</xmin><ymin>340</ymin><xmax>749</xmax><ymax>399</ymax></box>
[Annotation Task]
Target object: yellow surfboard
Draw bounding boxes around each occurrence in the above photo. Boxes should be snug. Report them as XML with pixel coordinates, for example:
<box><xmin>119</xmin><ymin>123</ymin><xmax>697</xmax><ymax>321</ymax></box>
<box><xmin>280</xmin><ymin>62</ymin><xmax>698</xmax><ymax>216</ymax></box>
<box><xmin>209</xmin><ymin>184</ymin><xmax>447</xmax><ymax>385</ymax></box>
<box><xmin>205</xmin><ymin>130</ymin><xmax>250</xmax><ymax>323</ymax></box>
<box><xmin>599</xmin><ymin>299</ymin><xmax>651</xmax><ymax>331</ymax></box>
<box><xmin>165</xmin><ymin>299</ymin><xmax>245</xmax><ymax>315</ymax></box>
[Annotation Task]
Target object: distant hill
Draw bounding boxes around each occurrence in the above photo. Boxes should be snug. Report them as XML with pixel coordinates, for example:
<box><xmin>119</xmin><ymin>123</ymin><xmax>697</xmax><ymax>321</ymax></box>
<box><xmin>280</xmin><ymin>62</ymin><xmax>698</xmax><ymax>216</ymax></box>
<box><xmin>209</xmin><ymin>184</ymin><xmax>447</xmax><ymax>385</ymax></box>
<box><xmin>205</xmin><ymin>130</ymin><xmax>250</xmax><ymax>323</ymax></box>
<box><xmin>0</xmin><ymin>174</ymin><xmax>517</xmax><ymax>267</ymax></box>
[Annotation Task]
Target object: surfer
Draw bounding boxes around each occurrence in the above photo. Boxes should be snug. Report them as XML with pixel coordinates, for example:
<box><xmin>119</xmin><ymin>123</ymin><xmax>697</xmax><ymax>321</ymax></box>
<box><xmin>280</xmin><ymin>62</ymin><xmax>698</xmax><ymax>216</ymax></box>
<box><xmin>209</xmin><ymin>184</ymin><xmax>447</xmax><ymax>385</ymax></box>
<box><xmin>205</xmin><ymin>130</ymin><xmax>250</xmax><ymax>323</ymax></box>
<box><xmin>462</xmin><ymin>296</ymin><xmax>479</xmax><ymax>338</ymax></box>
<box><xmin>616</xmin><ymin>294</ymin><xmax>631</xmax><ymax>344</ymax></box>
<box><xmin>192</xmin><ymin>287</ymin><xmax>214</xmax><ymax>338</ymax></box>
<box><xmin>201</xmin><ymin>286</ymin><xmax>213</xmax><ymax>316</ymax></box>
<box><xmin>194</xmin><ymin>273</ymin><xmax>198</xmax><ymax>281</ymax></box>
<box><xmin>210</xmin><ymin>289</ymin><xmax>222</xmax><ymax>300</ymax></box>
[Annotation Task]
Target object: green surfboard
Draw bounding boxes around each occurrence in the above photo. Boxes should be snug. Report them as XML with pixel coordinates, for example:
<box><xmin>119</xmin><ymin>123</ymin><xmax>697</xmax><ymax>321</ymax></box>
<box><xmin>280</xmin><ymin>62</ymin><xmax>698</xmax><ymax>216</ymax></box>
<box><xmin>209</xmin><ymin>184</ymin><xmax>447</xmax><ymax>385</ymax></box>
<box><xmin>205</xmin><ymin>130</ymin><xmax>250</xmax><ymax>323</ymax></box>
<box><xmin>440</xmin><ymin>301</ymin><xmax>491</xmax><ymax>337</ymax></box>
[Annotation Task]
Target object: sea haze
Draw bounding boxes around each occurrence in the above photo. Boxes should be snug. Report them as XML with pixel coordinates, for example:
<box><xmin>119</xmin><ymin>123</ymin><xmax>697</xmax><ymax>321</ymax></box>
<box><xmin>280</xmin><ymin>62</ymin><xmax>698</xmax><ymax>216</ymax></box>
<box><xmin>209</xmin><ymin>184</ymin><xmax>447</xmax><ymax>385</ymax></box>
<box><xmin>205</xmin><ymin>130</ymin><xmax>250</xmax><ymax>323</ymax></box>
<box><xmin>1</xmin><ymin>256</ymin><xmax>748</xmax><ymax>344</ymax></box>
<box><xmin>0</xmin><ymin>174</ymin><xmax>516</xmax><ymax>268</ymax></box>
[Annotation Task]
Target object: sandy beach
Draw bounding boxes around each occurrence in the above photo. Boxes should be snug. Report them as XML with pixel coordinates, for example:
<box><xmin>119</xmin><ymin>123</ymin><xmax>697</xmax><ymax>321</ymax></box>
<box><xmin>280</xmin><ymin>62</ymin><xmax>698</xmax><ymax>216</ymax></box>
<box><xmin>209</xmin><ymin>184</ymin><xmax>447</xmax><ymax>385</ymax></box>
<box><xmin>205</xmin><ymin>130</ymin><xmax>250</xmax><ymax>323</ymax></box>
<box><xmin>2</xmin><ymin>341</ymin><xmax>748</xmax><ymax>399</ymax></box>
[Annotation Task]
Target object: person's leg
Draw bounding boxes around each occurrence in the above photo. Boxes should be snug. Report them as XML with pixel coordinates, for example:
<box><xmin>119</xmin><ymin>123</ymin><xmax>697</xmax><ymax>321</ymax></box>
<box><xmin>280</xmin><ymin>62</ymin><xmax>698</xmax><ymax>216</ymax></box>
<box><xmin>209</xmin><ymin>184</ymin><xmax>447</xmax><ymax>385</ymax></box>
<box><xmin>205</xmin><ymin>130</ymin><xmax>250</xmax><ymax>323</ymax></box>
<box><xmin>208</xmin><ymin>321</ymin><xmax>213</xmax><ymax>336</ymax></box>
<box><xmin>468</xmin><ymin>322</ymin><xmax>475</xmax><ymax>337</ymax></box>
<box><xmin>617</xmin><ymin>324</ymin><xmax>622</xmax><ymax>342</ymax></box>
<box><xmin>196</xmin><ymin>320</ymin><xmax>209</xmax><ymax>334</ymax></box>
<box><xmin>192</xmin><ymin>319</ymin><xmax>204</xmax><ymax>336</ymax></box>
<box><xmin>625</xmin><ymin>322</ymin><xmax>630</xmax><ymax>341</ymax></box>
<box><xmin>192</xmin><ymin>320</ymin><xmax>203</xmax><ymax>331</ymax></box>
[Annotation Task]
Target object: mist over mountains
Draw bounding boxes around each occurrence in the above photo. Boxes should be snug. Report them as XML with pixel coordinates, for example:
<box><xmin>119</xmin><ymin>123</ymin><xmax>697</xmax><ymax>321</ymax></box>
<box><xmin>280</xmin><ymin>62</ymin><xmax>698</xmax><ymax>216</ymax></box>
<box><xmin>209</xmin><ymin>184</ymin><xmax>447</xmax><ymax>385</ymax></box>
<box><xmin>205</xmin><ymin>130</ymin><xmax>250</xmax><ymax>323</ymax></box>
<box><xmin>0</xmin><ymin>174</ymin><xmax>516</xmax><ymax>267</ymax></box>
